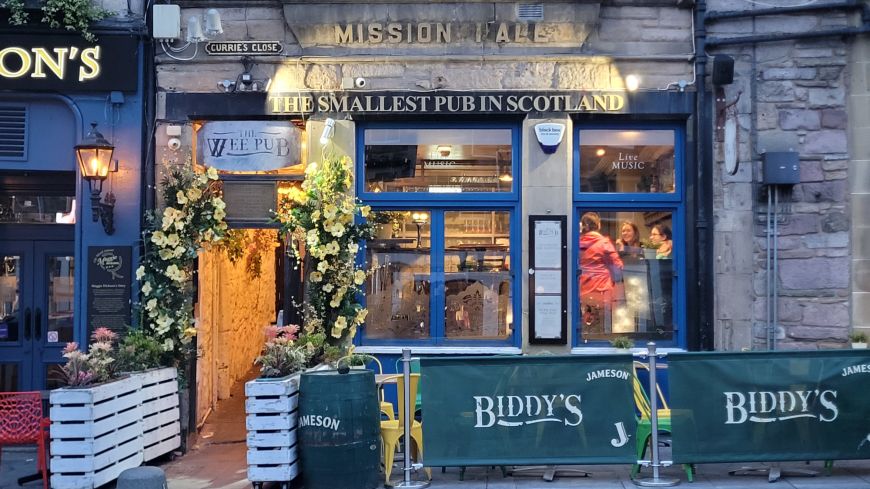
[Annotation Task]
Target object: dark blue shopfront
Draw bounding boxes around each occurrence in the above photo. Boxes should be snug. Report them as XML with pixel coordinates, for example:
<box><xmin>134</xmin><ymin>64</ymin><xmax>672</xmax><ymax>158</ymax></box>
<box><xmin>0</xmin><ymin>33</ymin><xmax>147</xmax><ymax>392</ymax></box>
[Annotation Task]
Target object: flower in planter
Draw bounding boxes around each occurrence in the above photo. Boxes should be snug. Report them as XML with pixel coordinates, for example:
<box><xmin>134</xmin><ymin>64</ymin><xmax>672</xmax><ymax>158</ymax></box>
<box><xmin>57</xmin><ymin>327</ymin><xmax>119</xmax><ymax>387</ymax></box>
<box><xmin>256</xmin><ymin>325</ymin><xmax>311</xmax><ymax>378</ymax></box>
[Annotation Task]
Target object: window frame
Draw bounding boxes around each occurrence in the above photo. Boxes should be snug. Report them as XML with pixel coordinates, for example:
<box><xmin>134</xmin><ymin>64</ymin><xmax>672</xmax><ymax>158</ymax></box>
<box><xmin>572</xmin><ymin>122</ymin><xmax>687</xmax><ymax>349</ymax></box>
<box><xmin>573</xmin><ymin>123</ymin><xmax>684</xmax><ymax>203</ymax></box>
<box><xmin>356</xmin><ymin>121</ymin><xmax>521</xmax><ymax>348</ymax></box>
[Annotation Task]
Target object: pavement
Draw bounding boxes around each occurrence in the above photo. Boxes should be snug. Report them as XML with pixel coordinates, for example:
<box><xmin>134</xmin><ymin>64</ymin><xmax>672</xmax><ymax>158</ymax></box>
<box><xmin>6</xmin><ymin>374</ymin><xmax>870</xmax><ymax>489</ymax></box>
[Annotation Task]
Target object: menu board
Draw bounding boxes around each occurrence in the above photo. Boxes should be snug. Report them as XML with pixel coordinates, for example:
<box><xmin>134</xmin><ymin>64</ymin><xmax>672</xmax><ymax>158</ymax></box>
<box><xmin>87</xmin><ymin>246</ymin><xmax>132</xmax><ymax>333</ymax></box>
<box><xmin>529</xmin><ymin>216</ymin><xmax>567</xmax><ymax>344</ymax></box>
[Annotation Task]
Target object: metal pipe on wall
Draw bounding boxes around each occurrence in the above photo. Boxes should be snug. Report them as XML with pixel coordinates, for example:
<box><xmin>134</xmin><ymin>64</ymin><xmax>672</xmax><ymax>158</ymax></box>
<box><xmin>705</xmin><ymin>0</ymin><xmax>861</xmax><ymax>21</ymax></box>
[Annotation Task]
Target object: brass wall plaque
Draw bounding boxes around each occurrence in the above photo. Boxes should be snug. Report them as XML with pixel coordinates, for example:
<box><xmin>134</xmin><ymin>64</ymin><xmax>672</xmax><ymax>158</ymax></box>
<box><xmin>222</xmin><ymin>181</ymin><xmax>277</xmax><ymax>224</ymax></box>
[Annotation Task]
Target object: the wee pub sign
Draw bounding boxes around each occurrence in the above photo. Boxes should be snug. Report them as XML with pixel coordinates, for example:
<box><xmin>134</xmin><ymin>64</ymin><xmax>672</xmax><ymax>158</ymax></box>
<box><xmin>196</xmin><ymin>121</ymin><xmax>302</xmax><ymax>172</ymax></box>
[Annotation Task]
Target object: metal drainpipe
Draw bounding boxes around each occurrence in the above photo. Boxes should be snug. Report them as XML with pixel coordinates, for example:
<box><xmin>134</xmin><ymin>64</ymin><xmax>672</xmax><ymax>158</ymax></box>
<box><xmin>694</xmin><ymin>0</ymin><xmax>714</xmax><ymax>350</ymax></box>
<box><xmin>705</xmin><ymin>0</ymin><xmax>861</xmax><ymax>21</ymax></box>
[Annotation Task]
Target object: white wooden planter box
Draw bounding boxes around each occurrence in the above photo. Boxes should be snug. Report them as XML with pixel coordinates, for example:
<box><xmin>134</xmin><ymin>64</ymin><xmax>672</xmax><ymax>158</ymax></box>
<box><xmin>50</xmin><ymin>375</ymin><xmax>144</xmax><ymax>489</ymax></box>
<box><xmin>245</xmin><ymin>373</ymin><xmax>301</xmax><ymax>487</ymax></box>
<box><xmin>133</xmin><ymin>367</ymin><xmax>181</xmax><ymax>462</ymax></box>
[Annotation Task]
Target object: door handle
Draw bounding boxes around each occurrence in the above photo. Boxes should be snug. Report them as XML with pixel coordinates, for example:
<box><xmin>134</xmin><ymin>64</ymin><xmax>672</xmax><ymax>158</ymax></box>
<box><xmin>24</xmin><ymin>307</ymin><xmax>31</xmax><ymax>340</ymax></box>
<box><xmin>34</xmin><ymin>308</ymin><xmax>42</xmax><ymax>340</ymax></box>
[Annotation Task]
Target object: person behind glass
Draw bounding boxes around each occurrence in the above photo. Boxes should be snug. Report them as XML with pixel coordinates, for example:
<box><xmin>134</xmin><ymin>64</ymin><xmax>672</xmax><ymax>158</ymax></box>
<box><xmin>579</xmin><ymin>212</ymin><xmax>624</xmax><ymax>330</ymax></box>
<box><xmin>615</xmin><ymin>221</ymin><xmax>643</xmax><ymax>261</ymax></box>
<box><xmin>650</xmin><ymin>224</ymin><xmax>673</xmax><ymax>259</ymax></box>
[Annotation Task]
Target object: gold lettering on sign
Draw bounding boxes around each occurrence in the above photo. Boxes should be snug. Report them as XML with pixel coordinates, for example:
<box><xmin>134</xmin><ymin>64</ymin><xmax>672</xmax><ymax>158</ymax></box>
<box><xmin>0</xmin><ymin>45</ymin><xmax>101</xmax><ymax>82</ymax></box>
<box><xmin>268</xmin><ymin>93</ymin><xmax>626</xmax><ymax>115</ymax></box>
<box><xmin>335</xmin><ymin>22</ymin><xmax>554</xmax><ymax>44</ymax></box>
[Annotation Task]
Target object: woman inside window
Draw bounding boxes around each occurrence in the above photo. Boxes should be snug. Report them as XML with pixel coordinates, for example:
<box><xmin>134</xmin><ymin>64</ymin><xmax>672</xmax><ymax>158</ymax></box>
<box><xmin>650</xmin><ymin>224</ymin><xmax>673</xmax><ymax>259</ymax></box>
<box><xmin>615</xmin><ymin>221</ymin><xmax>643</xmax><ymax>261</ymax></box>
<box><xmin>579</xmin><ymin>212</ymin><xmax>624</xmax><ymax>333</ymax></box>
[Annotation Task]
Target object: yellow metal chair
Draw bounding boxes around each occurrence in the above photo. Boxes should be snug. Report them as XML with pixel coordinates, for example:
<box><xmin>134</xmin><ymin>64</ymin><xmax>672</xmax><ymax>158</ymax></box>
<box><xmin>380</xmin><ymin>373</ymin><xmax>431</xmax><ymax>484</ymax></box>
<box><xmin>631</xmin><ymin>362</ymin><xmax>694</xmax><ymax>482</ymax></box>
<box><xmin>337</xmin><ymin>354</ymin><xmax>395</xmax><ymax>421</ymax></box>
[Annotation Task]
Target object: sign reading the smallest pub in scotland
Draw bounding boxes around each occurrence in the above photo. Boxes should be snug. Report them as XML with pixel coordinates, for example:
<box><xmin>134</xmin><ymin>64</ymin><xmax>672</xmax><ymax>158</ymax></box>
<box><xmin>421</xmin><ymin>355</ymin><xmax>637</xmax><ymax>466</ymax></box>
<box><xmin>205</xmin><ymin>41</ymin><xmax>283</xmax><ymax>56</ymax></box>
<box><xmin>196</xmin><ymin>121</ymin><xmax>302</xmax><ymax>171</ymax></box>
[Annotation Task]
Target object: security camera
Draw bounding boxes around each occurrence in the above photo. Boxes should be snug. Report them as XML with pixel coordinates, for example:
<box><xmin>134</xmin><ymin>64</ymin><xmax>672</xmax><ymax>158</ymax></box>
<box><xmin>168</xmin><ymin>138</ymin><xmax>181</xmax><ymax>151</ymax></box>
<box><xmin>354</xmin><ymin>77</ymin><xmax>367</xmax><ymax>88</ymax></box>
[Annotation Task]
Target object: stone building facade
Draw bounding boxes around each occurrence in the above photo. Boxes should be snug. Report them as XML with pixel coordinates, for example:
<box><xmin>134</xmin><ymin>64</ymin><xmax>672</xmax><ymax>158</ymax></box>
<box><xmin>151</xmin><ymin>0</ymin><xmax>866</xmax><ymax>420</ymax></box>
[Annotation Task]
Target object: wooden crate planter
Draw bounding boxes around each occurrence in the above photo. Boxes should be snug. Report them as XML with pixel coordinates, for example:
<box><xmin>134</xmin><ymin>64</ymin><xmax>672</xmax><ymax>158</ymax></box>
<box><xmin>245</xmin><ymin>373</ymin><xmax>301</xmax><ymax>489</ymax></box>
<box><xmin>49</xmin><ymin>375</ymin><xmax>144</xmax><ymax>489</ymax></box>
<box><xmin>133</xmin><ymin>367</ymin><xmax>181</xmax><ymax>462</ymax></box>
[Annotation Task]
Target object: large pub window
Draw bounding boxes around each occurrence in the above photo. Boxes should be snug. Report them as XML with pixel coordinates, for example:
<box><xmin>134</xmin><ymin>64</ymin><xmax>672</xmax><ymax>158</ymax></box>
<box><xmin>357</xmin><ymin>123</ymin><xmax>520</xmax><ymax>347</ymax></box>
<box><xmin>573</xmin><ymin>124</ymin><xmax>686</xmax><ymax>348</ymax></box>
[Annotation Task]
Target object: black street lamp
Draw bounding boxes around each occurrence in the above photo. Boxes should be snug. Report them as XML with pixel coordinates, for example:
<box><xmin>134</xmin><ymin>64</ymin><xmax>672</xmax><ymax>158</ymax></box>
<box><xmin>75</xmin><ymin>123</ymin><xmax>117</xmax><ymax>235</ymax></box>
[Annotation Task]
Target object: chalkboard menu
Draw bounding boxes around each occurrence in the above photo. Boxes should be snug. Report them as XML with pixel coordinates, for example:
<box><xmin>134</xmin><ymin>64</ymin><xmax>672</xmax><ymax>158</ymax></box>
<box><xmin>87</xmin><ymin>246</ymin><xmax>132</xmax><ymax>333</ymax></box>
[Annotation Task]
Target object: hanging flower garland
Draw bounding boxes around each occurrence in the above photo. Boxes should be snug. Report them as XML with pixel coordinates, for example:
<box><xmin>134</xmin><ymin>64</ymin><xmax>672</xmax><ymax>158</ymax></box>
<box><xmin>275</xmin><ymin>154</ymin><xmax>374</xmax><ymax>360</ymax></box>
<box><xmin>137</xmin><ymin>164</ymin><xmax>228</xmax><ymax>363</ymax></box>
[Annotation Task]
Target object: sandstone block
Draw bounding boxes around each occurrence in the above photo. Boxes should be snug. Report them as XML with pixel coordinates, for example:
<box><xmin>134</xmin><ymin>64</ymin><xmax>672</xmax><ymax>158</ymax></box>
<box><xmin>802</xmin><ymin>130</ymin><xmax>847</xmax><ymax>154</ymax></box>
<box><xmin>801</xmin><ymin>180</ymin><xmax>847</xmax><ymax>202</ymax></box>
<box><xmin>779</xmin><ymin>257</ymin><xmax>849</xmax><ymax>289</ymax></box>
<box><xmin>821</xmin><ymin>109</ymin><xmax>847</xmax><ymax>129</ymax></box>
<box><xmin>778</xmin><ymin>213</ymin><xmax>820</xmax><ymax>235</ymax></box>
<box><xmin>779</xmin><ymin>109</ymin><xmax>820</xmax><ymax>130</ymax></box>
<box><xmin>758</xmin><ymin>81</ymin><xmax>796</xmax><ymax>102</ymax></box>
<box><xmin>802</xmin><ymin>231</ymin><xmax>849</xmax><ymax>249</ymax></box>
<box><xmin>788</xmin><ymin>325</ymin><xmax>848</xmax><ymax>340</ymax></box>
<box><xmin>305</xmin><ymin>65</ymin><xmax>340</xmax><ymax>89</ymax></box>
<box><xmin>808</xmin><ymin>88</ymin><xmax>845</xmax><ymax>108</ymax></box>
<box><xmin>802</xmin><ymin>302</ymin><xmax>850</xmax><ymax>327</ymax></box>
<box><xmin>763</xmin><ymin>68</ymin><xmax>816</xmax><ymax>81</ymax></box>
<box><xmin>821</xmin><ymin>211</ymin><xmax>849</xmax><ymax>233</ymax></box>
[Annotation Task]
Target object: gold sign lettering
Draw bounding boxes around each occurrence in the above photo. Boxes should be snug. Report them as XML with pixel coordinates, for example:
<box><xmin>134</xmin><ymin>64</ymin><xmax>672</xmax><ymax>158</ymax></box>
<box><xmin>267</xmin><ymin>93</ymin><xmax>625</xmax><ymax>115</ymax></box>
<box><xmin>335</xmin><ymin>22</ymin><xmax>553</xmax><ymax>44</ymax></box>
<box><xmin>0</xmin><ymin>45</ymin><xmax>101</xmax><ymax>82</ymax></box>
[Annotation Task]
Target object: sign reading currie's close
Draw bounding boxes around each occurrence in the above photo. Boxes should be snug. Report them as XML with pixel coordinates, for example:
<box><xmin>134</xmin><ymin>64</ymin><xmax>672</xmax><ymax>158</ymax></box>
<box><xmin>197</xmin><ymin>121</ymin><xmax>302</xmax><ymax>171</ymax></box>
<box><xmin>205</xmin><ymin>41</ymin><xmax>283</xmax><ymax>56</ymax></box>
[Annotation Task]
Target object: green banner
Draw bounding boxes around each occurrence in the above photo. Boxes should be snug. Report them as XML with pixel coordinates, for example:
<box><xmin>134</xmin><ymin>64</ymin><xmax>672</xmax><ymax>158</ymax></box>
<box><xmin>670</xmin><ymin>350</ymin><xmax>870</xmax><ymax>463</ymax></box>
<box><xmin>421</xmin><ymin>355</ymin><xmax>637</xmax><ymax>466</ymax></box>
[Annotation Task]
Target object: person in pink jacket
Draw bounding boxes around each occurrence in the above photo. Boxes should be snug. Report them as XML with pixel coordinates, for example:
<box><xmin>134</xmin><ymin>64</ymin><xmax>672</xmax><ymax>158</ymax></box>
<box><xmin>579</xmin><ymin>212</ymin><xmax>624</xmax><ymax>332</ymax></box>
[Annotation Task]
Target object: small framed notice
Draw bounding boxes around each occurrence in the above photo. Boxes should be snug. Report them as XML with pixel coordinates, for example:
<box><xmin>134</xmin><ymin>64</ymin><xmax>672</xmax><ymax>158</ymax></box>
<box><xmin>529</xmin><ymin>215</ymin><xmax>567</xmax><ymax>344</ymax></box>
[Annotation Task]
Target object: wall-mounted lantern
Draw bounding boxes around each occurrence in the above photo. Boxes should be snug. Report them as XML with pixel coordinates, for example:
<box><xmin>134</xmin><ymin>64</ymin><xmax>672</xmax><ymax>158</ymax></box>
<box><xmin>75</xmin><ymin>123</ymin><xmax>117</xmax><ymax>235</ymax></box>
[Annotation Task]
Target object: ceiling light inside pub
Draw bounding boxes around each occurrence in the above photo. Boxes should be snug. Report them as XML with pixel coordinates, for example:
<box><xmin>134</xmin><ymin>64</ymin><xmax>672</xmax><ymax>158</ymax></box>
<box><xmin>498</xmin><ymin>173</ymin><xmax>513</xmax><ymax>182</ymax></box>
<box><xmin>437</xmin><ymin>145</ymin><xmax>452</xmax><ymax>157</ymax></box>
<box><xmin>625</xmin><ymin>74</ymin><xmax>640</xmax><ymax>92</ymax></box>
<box><xmin>595</xmin><ymin>148</ymin><xmax>606</xmax><ymax>157</ymax></box>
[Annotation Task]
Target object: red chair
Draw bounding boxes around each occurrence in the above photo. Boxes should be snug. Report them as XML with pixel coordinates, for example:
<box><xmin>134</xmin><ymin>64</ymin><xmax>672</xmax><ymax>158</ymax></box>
<box><xmin>0</xmin><ymin>392</ymin><xmax>50</xmax><ymax>489</ymax></box>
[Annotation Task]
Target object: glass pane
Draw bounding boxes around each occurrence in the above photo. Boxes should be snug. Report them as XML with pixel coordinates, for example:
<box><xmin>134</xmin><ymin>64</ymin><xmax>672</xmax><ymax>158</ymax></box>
<box><xmin>365</xmin><ymin>210</ymin><xmax>431</xmax><ymax>339</ymax></box>
<box><xmin>579</xmin><ymin>130</ymin><xmax>675</xmax><ymax>194</ymax></box>
<box><xmin>0</xmin><ymin>255</ymin><xmax>20</xmax><ymax>342</ymax></box>
<box><xmin>578</xmin><ymin>210</ymin><xmax>674</xmax><ymax>342</ymax></box>
<box><xmin>444</xmin><ymin>211</ymin><xmax>512</xmax><ymax>340</ymax></box>
<box><xmin>0</xmin><ymin>195</ymin><xmax>75</xmax><ymax>223</ymax></box>
<box><xmin>47</xmin><ymin>256</ymin><xmax>75</xmax><ymax>344</ymax></box>
<box><xmin>0</xmin><ymin>363</ymin><xmax>19</xmax><ymax>391</ymax></box>
<box><xmin>364</xmin><ymin>128</ymin><xmax>513</xmax><ymax>193</ymax></box>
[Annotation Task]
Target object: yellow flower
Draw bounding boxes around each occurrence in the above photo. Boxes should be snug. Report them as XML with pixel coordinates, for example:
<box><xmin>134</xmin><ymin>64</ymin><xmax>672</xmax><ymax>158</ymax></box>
<box><xmin>158</xmin><ymin>248</ymin><xmax>174</xmax><ymax>260</ymax></box>
<box><xmin>330</xmin><ymin>327</ymin><xmax>342</xmax><ymax>339</ymax></box>
<box><xmin>317</xmin><ymin>261</ymin><xmax>329</xmax><ymax>273</ymax></box>
<box><xmin>141</xmin><ymin>282</ymin><xmax>153</xmax><ymax>295</ymax></box>
<box><xmin>182</xmin><ymin>327</ymin><xmax>197</xmax><ymax>338</ymax></box>
<box><xmin>187</xmin><ymin>187</ymin><xmax>202</xmax><ymax>201</ymax></box>
<box><xmin>348</xmin><ymin>243</ymin><xmax>359</xmax><ymax>254</ymax></box>
<box><xmin>165</xmin><ymin>264</ymin><xmax>187</xmax><ymax>282</ymax></box>
<box><xmin>174</xmin><ymin>246</ymin><xmax>185</xmax><ymax>258</ymax></box>
<box><xmin>146</xmin><ymin>298</ymin><xmax>157</xmax><ymax>311</ymax></box>
<box><xmin>214</xmin><ymin>207</ymin><xmax>226</xmax><ymax>220</ymax></box>
<box><xmin>323</xmin><ymin>204</ymin><xmax>338</xmax><ymax>220</ymax></box>
<box><xmin>356</xmin><ymin>308</ymin><xmax>368</xmax><ymax>323</ymax></box>
<box><xmin>305</xmin><ymin>162</ymin><xmax>318</xmax><ymax>175</ymax></box>
<box><xmin>322</xmin><ymin>283</ymin><xmax>334</xmax><ymax>293</ymax></box>
<box><xmin>213</xmin><ymin>197</ymin><xmax>226</xmax><ymax>210</ymax></box>
<box><xmin>312</xmin><ymin>210</ymin><xmax>321</xmax><ymax>221</ymax></box>
<box><xmin>330</xmin><ymin>222</ymin><xmax>346</xmax><ymax>237</ymax></box>
<box><xmin>174</xmin><ymin>219</ymin><xmax>185</xmax><ymax>231</ymax></box>
<box><xmin>335</xmin><ymin>316</ymin><xmax>348</xmax><ymax>330</ymax></box>
<box><xmin>354</xmin><ymin>270</ymin><xmax>367</xmax><ymax>285</ymax></box>
<box><xmin>136</xmin><ymin>265</ymin><xmax>145</xmax><ymax>280</ymax></box>
<box><xmin>325</xmin><ymin>241</ymin><xmax>339</xmax><ymax>255</ymax></box>
<box><xmin>330</xmin><ymin>298</ymin><xmax>340</xmax><ymax>308</ymax></box>
<box><xmin>176</xmin><ymin>190</ymin><xmax>188</xmax><ymax>205</ymax></box>
<box><xmin>166</xmin><ymin>233</ymin><xmax>180</xmax><ymax>247</ymax></box>
<box><xmin>310</xmin><ymin>271</ymin><xmax>323</xmax><ymax>283</ymax></box>
<box><xmin>207</xmin><ymin>166</ymin><xmax>219</xmax><ymax>180</ymax></box>
<box><xmin>361</xmin><ymin>205</ymin><xmax>371</xmax><ymax>217</ymax></box>
<box><xmin>151</xmin><ymin>231</ymin><xmax>166</xmax><ymax>246</ymax></box>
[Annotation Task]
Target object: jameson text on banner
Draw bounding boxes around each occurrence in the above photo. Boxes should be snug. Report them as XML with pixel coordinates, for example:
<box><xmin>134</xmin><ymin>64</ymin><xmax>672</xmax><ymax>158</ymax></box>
<box><xmin>421</xmin><ymin>355</ymin><xmax>637</xmax><ymax>467</ymax></box>
<box><xmin>669</xmin><ymin>350</ymin><xmax>870</xmax><ymax>464</ymax></box>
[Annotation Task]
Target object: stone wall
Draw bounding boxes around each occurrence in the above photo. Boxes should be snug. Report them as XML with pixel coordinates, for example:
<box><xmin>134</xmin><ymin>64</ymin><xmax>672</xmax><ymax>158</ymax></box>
<box><xmin>849</xmin><ymin>34</ymin><xmax>870</xmax><ymax>336</ymax></box>
<box><xmin>196</xmin><ymin>231</ymin><xmax>278</xmax><ymax>424</ymax></box>
<box><xmin>707</xmin><ymin>3</ymin><xmax>853</xmax><ymax>350</ymax></box>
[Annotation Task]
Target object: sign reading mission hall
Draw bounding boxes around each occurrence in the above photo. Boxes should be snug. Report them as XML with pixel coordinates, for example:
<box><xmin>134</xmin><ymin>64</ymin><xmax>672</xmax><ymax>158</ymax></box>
<box><xmin>267</xmin><ymin>91</ymin><xmax>627</xmax><ymax>115</ymax></box>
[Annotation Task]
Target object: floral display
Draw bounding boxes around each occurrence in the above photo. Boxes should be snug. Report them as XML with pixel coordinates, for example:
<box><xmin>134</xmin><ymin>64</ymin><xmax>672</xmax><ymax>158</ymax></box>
<box><xmin>255</xmin><ymin>324</ymin><xmax>310</xmax><ymax>378</ymax></box>
<box><xmin>275</xmin><ymin>155</ymin><xmax>374</xmax><ymax>360</ymax></box>
<box><xmin>59</xmin><ymin>327</ymin><xmax>118</xmax><ymax>387</ymax></box>
<box><xmin>136</xmin><ymin>164</ymin><xmax>228</xmax><ymax>363</ymax></box>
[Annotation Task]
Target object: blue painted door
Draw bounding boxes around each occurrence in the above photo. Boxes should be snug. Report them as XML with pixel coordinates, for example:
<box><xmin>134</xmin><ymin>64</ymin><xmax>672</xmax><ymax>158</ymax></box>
<box><xmin>0</xmin><ymin>239</ymin><xmax>73</xmax><ymax>391</ymax></box>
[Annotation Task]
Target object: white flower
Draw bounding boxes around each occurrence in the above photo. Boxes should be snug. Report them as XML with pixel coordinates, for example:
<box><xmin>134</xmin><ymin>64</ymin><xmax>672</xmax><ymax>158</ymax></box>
<box><xmin>322</xmin><ymin>283</ymin><xmax>334</xmax><ymax>293</ymax></box>
<box><xmin>310</xmin><ymin>271</ymin><xmax>323</xmax><ymax>283</ymax></box>
<box><xmin>176</xmin><ymin>190</ymin><xmax>188</xmax><ymax>205</ymax></box>
<box><xmin>317</xmin><ymin>261</ymin><xmax>329</xmax><ymax>273</ymax></box>
<box><xmin>151</xmin><ymin>231</ymin><xmax>167</xmax><ymax>246</ymax></box>
<box><xmin>214</xmin><ymin>207</ymin><xmax>226</xmax><ymax>220</ymax></box>
<box><xmin>141</xmin><ymin>282</ymin><xmax>153</xmax><ymax>295</ymax></box>
<box><xmin>135</xmin><ymin>265</ymin><xmax>145</xmax><ymax>280</ymax></box>
<box><xmin>165</xmin><ymin>264</ymin><xmax>186</xmax><ymax>282</ymax></box>
<box><xmin>330</xmin><ymin>222</ymin><xmax>346</xmax><ymax>237</ymax></box>
<box><xmin>348</xmin><ymin>243</ymin><xmax>359</xmax><ymax>254</ymax></box>
<box><xmin>162</xmin><ymin>338</ymin><xmax>175</xmax><ymax>352</ymax></box>
<box><xmin>166</xmin><ymin>233</ymin><xmax>180</xmax><ymax>247</ymax></box>
<box><xmin>207</xmin><ymin>166</ymin><xmax>218</xmax><ymax>180</ymax></box>
<box><xmin>353</xmin><ymin>270</ymin><xmax>367</xmax><ymax>285</ymax></box>
<box><xmin>187</xmin><ymin>187</ymin><xmax>202</xmax><ymax>201</ymax></box>
<box><xmin>212</xmin><ymin>197</ymin><xmax>226</xmax><ymax>210</ymax></box>
<box><xmin>146</xmin><ymin>298</ymin><xmax>157</xmax><ymax>311</ymax></box>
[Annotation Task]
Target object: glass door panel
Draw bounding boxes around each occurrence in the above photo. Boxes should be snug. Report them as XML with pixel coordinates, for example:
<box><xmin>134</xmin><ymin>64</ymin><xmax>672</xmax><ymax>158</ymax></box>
<box><xmin>365</xmin><ymin>210</ymin><xmax>431</xmax><ymax>339</ymax></box>
<box><xmin>0</xmin><ymin>255</ymin><xmax>21</xmax><ymax>343</ymax></box>
<box><xmin>443</xmin><ymin>211</ymin><xmax>512</xmax><ymax>340</ymax></box>
<box><xmin>47</xmin><ymin>255</ymin><xmax>75</xmax><ymax>344</ymax></box>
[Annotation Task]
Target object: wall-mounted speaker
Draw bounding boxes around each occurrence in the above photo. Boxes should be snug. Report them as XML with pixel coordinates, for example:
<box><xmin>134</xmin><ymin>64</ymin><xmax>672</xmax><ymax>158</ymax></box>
<box><xmin>711</xmin><ymin>55</ymin><xmax>735</xmax><ymax>86</ymax></box>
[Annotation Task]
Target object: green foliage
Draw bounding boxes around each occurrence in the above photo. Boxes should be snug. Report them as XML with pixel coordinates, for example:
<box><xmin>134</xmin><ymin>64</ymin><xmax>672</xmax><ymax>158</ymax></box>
<box><xmin>137</xmin><ymin>164</ymin><xmax>228</xmax><ymax>366</ymax></box>
<box><xmin>609</xmin><ymin>336</ymin><xmax>634</xmax><ymax>349</ymax></box>
<box><xmin>58</xmin><ymin>327</ymin><xmax>119</xmax><ymax>387</ymax></box>
<box><xmin>116</xmin><ymin>329</ymin><xmax>165</xmax><ymax>372</ymax></box>
<box><xmin>255</xmin><ymin>325</ymin><xmax>311</xmax><ymax>378</ymax></box>
<box><xmin>849</xmin><ymin>331</ymin><xmax>867</xmax><ymax>343</ymax></box>
<box><xmin>2</xmin><ymin>0</ymin><xmax>111</xmax><ymax>42</ymax></box>
<box><xmin>274</xmin><ymin>154</ymin><xmax>375</xmax><ymax>360</ymax></box>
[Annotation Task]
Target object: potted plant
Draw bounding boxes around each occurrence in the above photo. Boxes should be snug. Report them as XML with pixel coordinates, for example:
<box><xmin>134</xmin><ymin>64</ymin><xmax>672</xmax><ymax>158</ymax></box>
<box><xmin>849</xmin><ymin>331</ymin><xmax>867</xmax><ymax>349</ymax></box>
<box><xmin>1</xmin><ymin>0</ymin><xmax>112</xmax><ymax>41</ymax></box>
<box><xmin>610</xmin><ymin>336</ymin><xmax>634</xmax><ymax>351</ymax></box>
<box><xmin>50</xmin><ymin>328</ymin><xmax>144</xmax><ymax>489</ymax></box>
<box><xmin>246</xmin><ymin>324</ymin><xmax>310</xmax><ymax>487</ymax></box>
